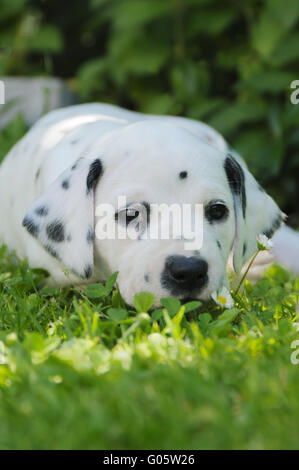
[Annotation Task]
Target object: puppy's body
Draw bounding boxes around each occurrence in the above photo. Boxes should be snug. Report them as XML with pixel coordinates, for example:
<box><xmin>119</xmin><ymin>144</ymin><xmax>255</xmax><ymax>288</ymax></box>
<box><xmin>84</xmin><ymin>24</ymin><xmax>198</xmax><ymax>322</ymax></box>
<box><xmin>0</xmin><ymin>103</ymin><xmax>296</xmax><ymax>305</ymax></box>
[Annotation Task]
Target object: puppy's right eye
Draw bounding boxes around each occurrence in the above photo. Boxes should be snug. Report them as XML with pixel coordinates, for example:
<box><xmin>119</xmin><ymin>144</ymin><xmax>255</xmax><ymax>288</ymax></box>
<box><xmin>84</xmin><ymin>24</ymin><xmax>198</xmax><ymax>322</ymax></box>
<box><xmin>125</xmin><ymin>208</ymin><xmax>140</xmax><ymax>225</ymax></box>
<box><xmin>115</xmin><ymin>208</ymin><xmax>140</xmax><ymax>226</ymax></box>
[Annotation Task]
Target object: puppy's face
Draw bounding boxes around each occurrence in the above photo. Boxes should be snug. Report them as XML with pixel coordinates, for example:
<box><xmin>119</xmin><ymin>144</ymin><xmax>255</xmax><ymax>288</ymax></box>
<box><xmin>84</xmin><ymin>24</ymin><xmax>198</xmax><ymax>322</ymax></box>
<box><xmin>23</xmin><ymin>121</ymin><xmax>283</xmax><ymax>306</ymax></box>
<box><xmin>94</xmin><ymin>122</ymin><xmax>235</xmax><ymax>305</ymax></box>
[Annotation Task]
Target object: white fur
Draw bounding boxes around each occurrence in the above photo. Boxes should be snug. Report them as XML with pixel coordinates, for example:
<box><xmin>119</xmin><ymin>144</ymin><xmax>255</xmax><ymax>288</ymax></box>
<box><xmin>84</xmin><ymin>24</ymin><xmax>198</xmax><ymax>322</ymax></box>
<box><xmin>0</xmin><ymin>103</ymin><xmax>295</xmax><ymax>306</ymax></box>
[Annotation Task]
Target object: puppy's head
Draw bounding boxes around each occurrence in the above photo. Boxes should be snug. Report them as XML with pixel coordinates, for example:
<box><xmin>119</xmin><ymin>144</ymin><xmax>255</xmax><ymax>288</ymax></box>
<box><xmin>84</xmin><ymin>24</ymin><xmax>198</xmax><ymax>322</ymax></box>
<box><xmin>23</xmin><ymin>121</ymin><xmax>283</xmax><ymax>306</ymax></box>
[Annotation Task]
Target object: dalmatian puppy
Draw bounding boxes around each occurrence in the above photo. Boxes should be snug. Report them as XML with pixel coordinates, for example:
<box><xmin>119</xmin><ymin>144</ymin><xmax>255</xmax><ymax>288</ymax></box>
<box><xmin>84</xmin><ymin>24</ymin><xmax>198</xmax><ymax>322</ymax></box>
<box><xmin>0</xmin><ymin>103</ymin><xmax>295</xmax><ymax>306</ymax></box>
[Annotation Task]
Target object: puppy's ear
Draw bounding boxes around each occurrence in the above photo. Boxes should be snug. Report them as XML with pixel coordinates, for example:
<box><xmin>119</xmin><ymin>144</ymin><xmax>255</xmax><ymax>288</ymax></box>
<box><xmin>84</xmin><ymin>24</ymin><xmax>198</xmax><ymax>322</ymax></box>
<box><xmin>224</xmin><ymin>154</ymin><xmax>284</xmax><ymax>273</ymax></box>
<box><xmin>22</xmin><ymin>158</ymin><xmax>103</xmax><ymax>279</ymax></box>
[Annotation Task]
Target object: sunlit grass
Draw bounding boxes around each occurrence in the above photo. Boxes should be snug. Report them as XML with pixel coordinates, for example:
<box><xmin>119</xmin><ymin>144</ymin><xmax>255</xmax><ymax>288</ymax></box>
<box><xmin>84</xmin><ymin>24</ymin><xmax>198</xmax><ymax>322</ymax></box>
<box><xmin>0</xmin><ymin>243</ymin><xmax>298</xmax><ymax>449</ymax></box>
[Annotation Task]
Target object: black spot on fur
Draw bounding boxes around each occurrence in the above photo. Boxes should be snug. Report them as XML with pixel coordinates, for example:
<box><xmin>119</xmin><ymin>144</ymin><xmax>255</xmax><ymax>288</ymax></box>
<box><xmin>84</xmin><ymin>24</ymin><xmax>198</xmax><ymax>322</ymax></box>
<box><xmin>35</xmin><ymin>168</ymin><xmax>41</xmax><ymax>181</ymax></box>
<box><xmin>179</xmin><ymin>171</ymin><xmax>188</xmax><ymax>179</ymax></box>
<box><xmin>87</xmin><ymin>226</ymin><xmax>94</xmax><ymax>244</ymax></box>
<box><xmin>71</xmin><ymin>139</ymin><xmax>79</xmax><ymax>145</ymax></box>
<box><xmin>144</xmin><ymin>273</ymin><xmax>150</xmax><ymax>283</ymax></box>
<box><xmin>35</xmin><ymin>205</ymin><xmax>48</xmax><ymax>217</ymax></box>
<box><xmin>86</xmin><ymin>159</ymin><xmax>103</xmax><ymax>194</ymax></box>
<box><xmin>263</xmin><ymin>214</ymin><xmax>283</xmax><ymax>239</ymax></box>
<box><xmin>44</xmin><ymin>244</ymin><xmax>59</xmax><ymax>260</ymax></box>
<box><xmin>224</xmin><ymin>155</ymin><xmax>247</xmax><ymax>218</ymax></box>
<box><xmin>71</xmin><ymin>158</ymin><xmax>81</xmax><ymax>171</ymax></box>
<box><xmin>62</xmin><ymin>179</ymin><xmax>70</xmax><ymax>190</ymax></box>
<box><xmin>217</xmin><ymin>240</ymin><xmax>221</xmax><ymax>250</ymax></box>
<box><xmin>46</xmin><ymin>220</ymin><xmax>65</xmax><ymax>243</ymax></box>
<box><xmin>22</xmin><ymin>217</ymin><xmax>39</xmax><ymax>238</ymax></box>
<box><xmin>84</xmin><ymin>265</ymin><xmax>92</xmax><ymax>279</ymax></box>
<box><xmin>141</xmin><ymin>201</ymin><xmax>151</xmax><ymax>225</ymax></box>
<box><xmin>243</xmin><ymin>242</ymin><xmax>247</xmax><ymax>257</ymax></box>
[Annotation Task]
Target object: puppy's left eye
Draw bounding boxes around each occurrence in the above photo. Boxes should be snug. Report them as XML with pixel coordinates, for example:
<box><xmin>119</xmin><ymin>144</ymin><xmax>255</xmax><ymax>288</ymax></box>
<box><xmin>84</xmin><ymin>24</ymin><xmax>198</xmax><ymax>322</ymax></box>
<box><xmin>205</xmin><ymin>202</ymin><xmax>228</xmax><ymax>222</ymax></box>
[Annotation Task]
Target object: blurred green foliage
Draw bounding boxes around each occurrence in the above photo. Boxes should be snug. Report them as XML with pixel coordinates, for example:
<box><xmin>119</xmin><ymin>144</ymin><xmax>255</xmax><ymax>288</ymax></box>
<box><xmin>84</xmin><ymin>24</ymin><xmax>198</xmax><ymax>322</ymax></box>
<box><xmin>0</xmin><ymin>0</ymin><xmax>63</xmax><ymax>75</ymax></box>
<box><xmin>1</xmin><ymin>0</ymin><xmax>299</xmax><ymax>220</ymax></box>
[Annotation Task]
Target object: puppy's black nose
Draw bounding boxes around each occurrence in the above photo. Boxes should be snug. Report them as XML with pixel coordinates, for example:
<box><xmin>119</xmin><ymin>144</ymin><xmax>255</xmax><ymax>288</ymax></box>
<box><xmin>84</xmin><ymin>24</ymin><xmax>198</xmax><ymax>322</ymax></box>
<box><xmin>162</xmin><ymin>255</ymin><xmax>208</xmax><ymax>294</ymax></box>
<box><xmin>166</xmin><ymin>255</ymin><xmax>208</xmax><ymax>283</ymax></box>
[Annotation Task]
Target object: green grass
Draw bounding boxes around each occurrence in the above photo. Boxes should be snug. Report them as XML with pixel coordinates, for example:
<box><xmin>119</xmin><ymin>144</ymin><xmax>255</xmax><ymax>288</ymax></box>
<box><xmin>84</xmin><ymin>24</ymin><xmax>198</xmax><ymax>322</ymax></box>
<box><xmin>0</xmin><ymin>118</ymin><xmax>299</xmax><ymax>449</ymax></box>
<box><xmin>0</xmin><ymin>248</ymin><xmax>298</xmax><ymax>450</ymax></box>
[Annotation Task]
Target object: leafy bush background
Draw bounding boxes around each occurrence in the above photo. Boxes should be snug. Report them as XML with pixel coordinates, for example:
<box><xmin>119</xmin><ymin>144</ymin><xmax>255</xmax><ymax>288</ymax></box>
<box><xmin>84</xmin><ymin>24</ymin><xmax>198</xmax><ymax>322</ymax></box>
<box><xmin>1</xmin><ymin>0</ymin><xmax>299</xmax><ymax>222</ymax></box>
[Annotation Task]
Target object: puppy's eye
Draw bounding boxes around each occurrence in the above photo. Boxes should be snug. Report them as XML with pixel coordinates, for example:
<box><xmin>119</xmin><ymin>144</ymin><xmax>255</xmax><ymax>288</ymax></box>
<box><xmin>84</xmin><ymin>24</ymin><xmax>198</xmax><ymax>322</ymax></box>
<box><xmin>116</xmin><ymin>208</ymin><xmax>140</xmax><ymax>226</ymax></box>
<box><xmin>205</xmin><ymin>202</ymin><xmax>228</xmax><ymax>222</ymax></box>
<box><xmin>115</xmin><ymin>202</ymin><xmax>150</xmax><ymax>235</ymax></box>
<box><xmin>125</xmin><ymin>208</ymin><xmax>140</xmax><ymax>224</ymax></box>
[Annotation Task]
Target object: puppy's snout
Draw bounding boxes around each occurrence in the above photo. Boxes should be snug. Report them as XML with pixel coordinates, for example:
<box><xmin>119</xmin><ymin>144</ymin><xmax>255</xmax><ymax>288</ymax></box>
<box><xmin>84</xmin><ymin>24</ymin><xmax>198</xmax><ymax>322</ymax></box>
<box><xmin>162</xmin><ymin>255</ymin><xmax>208</xmax><ymax>295</ymax></box>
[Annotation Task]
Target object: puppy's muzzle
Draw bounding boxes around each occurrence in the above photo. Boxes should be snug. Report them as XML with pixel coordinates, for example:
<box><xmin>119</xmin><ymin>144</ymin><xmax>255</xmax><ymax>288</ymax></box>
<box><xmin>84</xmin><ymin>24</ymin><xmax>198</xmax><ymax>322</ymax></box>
<box><xmin>161</xmin><ymin>255</ymin><xmax>208</xmax><ymax>296</ymax></box>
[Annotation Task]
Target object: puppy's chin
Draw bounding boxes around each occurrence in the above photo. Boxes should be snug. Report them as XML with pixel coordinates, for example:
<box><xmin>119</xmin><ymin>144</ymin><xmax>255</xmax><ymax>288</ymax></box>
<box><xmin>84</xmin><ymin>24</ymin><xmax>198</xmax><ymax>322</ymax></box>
<box><xmin>178</xmin><ymin>290</ymin><xmax>214</xmax><ymax>304</ymax></box>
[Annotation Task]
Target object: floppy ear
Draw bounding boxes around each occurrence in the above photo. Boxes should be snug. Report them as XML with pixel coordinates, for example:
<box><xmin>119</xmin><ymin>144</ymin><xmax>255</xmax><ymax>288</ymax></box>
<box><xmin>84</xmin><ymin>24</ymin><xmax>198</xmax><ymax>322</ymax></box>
<box><xmin>224</xmin><ymin>154</ymin><xmax>284</xmax><ymax>273</ymax></box>
<box><xmin>22</xmin><ymin>157</ymin><xmax>103</xmax><ymax>279</ymax></box>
